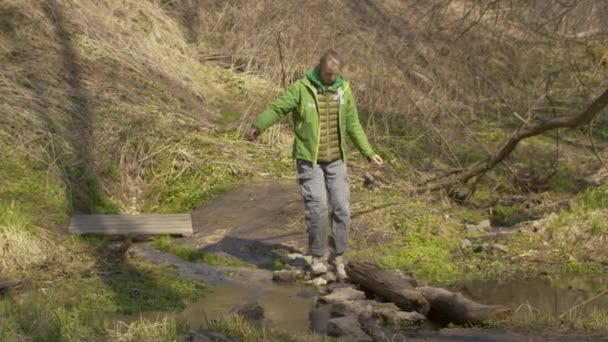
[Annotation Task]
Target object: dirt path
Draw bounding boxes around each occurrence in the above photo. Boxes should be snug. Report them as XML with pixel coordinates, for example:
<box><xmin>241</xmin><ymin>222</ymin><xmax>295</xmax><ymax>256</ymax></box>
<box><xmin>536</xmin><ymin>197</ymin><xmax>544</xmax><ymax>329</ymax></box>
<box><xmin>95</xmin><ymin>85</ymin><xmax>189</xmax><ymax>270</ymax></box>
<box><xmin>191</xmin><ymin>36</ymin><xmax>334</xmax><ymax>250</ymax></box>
<box><xmin>188</xmin><ymin>179</ymin><xmax>307</xmax><ymax>266</ymax></box>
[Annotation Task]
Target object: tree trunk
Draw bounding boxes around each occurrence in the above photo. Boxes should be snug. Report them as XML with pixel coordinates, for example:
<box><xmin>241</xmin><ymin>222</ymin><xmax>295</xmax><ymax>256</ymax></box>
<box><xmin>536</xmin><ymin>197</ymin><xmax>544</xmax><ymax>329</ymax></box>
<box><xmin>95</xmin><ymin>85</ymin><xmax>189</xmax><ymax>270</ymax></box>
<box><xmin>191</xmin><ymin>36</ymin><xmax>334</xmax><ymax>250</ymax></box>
<box><xmin>346</xmin><ymin>262</ymin><xmax>430</xmax><ymax>315</ymax></box>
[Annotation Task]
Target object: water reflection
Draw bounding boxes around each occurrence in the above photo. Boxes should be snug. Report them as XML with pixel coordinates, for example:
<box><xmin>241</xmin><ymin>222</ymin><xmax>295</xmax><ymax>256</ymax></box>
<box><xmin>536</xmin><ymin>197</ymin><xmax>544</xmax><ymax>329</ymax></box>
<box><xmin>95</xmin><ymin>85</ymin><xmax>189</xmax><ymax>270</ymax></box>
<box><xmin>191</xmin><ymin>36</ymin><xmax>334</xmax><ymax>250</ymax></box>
<box><xmin>455</xmin><ymin>274</ymin><xmax>608</xmax><ymax>316</ymax></box>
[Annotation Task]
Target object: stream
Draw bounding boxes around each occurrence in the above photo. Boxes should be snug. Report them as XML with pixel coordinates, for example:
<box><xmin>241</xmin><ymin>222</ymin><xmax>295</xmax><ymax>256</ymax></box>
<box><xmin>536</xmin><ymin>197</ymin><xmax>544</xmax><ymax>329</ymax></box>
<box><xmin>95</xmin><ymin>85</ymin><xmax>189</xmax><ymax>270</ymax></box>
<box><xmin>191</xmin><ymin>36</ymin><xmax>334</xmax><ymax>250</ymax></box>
<box><xmin>129</xmin><ymin>244</ymin><xmax>608</xmax><ymax>340</ymax></box>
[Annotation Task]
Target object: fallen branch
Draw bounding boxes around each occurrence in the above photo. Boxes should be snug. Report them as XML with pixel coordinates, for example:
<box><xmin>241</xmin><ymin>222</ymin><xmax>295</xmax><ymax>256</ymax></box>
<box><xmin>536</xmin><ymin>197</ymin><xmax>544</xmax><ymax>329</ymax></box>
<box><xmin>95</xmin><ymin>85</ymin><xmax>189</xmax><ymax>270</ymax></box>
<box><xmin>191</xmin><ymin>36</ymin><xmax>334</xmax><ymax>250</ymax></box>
<box><xmin>420</xmin><ymin>88</ymin><xmax>608</xmax><ymax>192</ymax></box>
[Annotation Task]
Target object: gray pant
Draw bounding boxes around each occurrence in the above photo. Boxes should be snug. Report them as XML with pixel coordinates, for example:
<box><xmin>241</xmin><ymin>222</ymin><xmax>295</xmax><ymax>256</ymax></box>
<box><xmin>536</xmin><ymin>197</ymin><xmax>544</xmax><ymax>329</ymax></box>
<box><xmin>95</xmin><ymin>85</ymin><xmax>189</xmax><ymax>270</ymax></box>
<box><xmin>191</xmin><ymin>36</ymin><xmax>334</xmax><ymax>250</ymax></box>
<box><xmin>296</xmin><ymin>159</ymin><xmax>350</xmax><ymax>258</ymax></box>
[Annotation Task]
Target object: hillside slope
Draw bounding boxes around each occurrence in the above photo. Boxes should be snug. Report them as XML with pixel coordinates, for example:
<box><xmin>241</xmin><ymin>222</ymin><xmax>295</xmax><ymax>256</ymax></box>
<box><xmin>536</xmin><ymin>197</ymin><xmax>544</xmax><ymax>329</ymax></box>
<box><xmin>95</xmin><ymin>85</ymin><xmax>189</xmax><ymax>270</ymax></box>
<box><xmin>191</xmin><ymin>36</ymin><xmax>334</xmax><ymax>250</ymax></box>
<box><xmin>1</xmin><ymin>0</ymin><xmax>608</xmax><ymax>340</ymax></box>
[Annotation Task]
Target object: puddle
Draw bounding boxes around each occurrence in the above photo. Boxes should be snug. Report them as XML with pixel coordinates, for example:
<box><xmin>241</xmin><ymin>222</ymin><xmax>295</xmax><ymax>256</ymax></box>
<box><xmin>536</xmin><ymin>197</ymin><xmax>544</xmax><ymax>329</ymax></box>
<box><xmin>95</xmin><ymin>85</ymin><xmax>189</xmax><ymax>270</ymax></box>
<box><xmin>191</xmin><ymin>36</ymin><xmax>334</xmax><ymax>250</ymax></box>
<box><xmin>455</xmin><ymin>274</ymin><xmax>608</xmax><ymax>315</ymax></box>
<box><xmin>177</xmin><ymin>281</ymin><xmax>324</xmax><ymax>335</ymax></box>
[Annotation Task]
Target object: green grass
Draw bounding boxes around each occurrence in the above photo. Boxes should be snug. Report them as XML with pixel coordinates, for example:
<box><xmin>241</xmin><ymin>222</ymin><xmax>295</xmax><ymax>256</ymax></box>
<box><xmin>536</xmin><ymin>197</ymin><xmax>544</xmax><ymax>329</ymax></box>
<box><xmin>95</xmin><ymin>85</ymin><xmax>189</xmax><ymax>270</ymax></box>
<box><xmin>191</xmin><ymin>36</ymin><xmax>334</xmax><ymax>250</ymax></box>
<box><xmin>0</xmin><ymin>256</ymin><xmax>205</xmax><ymax>341</ymax></box>
<box><xmin>206</xmin><ymin>315</ymin><xmax>312</xmax><ymax>342</ymax></box>
<box><xmin>575</xmin><ymin>184</ymin><xmax>608</xmax><ymax>211</ymax></box>
<box><xmin>0</xmin><ymin>140</ymin><xmax>69</xmax><ymax>226</ymax></box>
<box><xmin>494</xmin><ymin>304</ymin><xmax>608</xmax><ymax>337</ymax></box>
<box><xmin>153</xmin><ymin>171</ymin><xmax>236</xmax><ymax>213</ymax></box>
<box><xmin>153</xmin><ymin>235</ymin><xmax>251</xmax><ymax>267</ymax></box>
<box><xmin>350</xmin><ymin>198</ymin><xmax>464</xmax><ymax>285</ymax></box>
<box><xmin>491</xmin><ymin>204</ymin><xmax>529</xmax><ymax>226</ymax></box>
<box><xmin>378</xmin><ymin>232</ymin><xmax>460</xmax><ymax>285</ymax></box>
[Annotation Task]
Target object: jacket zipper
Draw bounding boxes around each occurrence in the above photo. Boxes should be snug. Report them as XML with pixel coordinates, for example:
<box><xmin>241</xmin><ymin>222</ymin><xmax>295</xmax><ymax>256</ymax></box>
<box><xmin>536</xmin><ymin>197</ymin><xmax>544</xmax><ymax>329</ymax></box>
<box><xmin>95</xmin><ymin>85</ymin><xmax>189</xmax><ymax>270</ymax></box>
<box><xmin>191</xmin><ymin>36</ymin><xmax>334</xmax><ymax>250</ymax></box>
<box><xmin>309</xmin><ymin>85</ymin><xmax>321</xmax><ymax>164</ymax></box>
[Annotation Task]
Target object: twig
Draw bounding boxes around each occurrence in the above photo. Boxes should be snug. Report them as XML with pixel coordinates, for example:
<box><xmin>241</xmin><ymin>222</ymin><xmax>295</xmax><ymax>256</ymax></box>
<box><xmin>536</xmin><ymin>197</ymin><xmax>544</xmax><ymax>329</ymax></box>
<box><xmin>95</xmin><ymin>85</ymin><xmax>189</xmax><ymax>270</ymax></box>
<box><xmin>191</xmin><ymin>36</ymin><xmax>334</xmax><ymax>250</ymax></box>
<box><xmin>277</xmin><ymin>31</ymin><xmax>287</xmax><ymax>90</ymax></box>
<box><xmin>559</xmin><ymin>288</ymin><xmax>608</xmax><ymax>318</ymax></box>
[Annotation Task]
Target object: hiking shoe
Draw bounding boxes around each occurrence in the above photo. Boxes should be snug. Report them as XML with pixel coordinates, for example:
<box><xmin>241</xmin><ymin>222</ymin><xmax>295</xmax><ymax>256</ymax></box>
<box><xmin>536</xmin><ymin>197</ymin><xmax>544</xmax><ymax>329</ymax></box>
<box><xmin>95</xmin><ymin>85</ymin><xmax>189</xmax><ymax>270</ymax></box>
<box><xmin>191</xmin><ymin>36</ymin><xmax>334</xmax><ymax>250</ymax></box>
<box><xmin>331</xmin><ymin>255</ymin><xmax>347</xmax><ymax>280</ymax></box>
<box><xmin>310</xmin><ymin>256</ymin><xmax>328</xmax><ymax>275</ymax></box>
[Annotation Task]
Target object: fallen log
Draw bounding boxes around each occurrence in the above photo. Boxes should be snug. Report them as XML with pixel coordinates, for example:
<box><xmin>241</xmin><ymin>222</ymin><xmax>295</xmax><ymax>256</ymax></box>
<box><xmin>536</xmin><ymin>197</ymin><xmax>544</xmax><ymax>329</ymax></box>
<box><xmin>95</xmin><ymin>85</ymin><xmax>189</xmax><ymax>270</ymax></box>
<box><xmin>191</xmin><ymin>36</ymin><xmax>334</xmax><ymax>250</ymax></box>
<box><xmin>346</xmin><ymin>262</ymin><xmax>511</xmax><ymax>325</ymax></box>
<box><xmin>346</xmin><ymin>262</ymin><xmax>430</xmax><ymax>315</ymax></box>
<box><xmin>418</xmin><ymin>286</ymin><xmax>511</xmax><ymax>325</ymax></box>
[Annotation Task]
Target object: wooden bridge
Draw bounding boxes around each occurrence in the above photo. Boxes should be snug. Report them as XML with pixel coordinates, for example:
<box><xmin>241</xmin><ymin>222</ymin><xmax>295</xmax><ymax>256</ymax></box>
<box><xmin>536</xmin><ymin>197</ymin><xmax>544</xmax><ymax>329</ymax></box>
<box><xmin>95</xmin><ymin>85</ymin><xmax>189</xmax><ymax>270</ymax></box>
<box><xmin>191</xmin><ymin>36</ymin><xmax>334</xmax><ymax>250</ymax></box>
<box><xmin>68</xmin><ymin>214</ymin><xmax>193</xmax><ymax>236</ymax></box>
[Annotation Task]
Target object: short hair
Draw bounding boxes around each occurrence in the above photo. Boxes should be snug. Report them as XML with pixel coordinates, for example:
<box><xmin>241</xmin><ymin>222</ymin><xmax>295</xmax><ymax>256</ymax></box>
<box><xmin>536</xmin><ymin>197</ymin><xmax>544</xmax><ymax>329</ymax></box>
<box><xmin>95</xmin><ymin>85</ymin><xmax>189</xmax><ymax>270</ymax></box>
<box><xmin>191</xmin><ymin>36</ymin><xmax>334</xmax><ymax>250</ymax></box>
<box><xmin>319</xmin><ymin>49</ymin><xmax>341</xmax><ymax>70</ymax></box>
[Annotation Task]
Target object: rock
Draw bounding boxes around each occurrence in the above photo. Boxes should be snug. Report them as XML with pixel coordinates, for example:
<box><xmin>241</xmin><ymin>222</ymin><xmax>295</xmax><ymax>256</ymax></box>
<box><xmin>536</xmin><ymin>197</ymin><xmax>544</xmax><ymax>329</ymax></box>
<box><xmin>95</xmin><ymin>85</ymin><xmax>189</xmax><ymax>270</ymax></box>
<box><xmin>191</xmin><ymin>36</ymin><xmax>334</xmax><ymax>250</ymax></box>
<box><xmin>357</xmin><ymin>313</ymin><xmax>388</xmax><ymax>342</ymax></box>
<box><xmin>466</xmin><ymin>219</ymin><xmax>491</xmax><ymax>233</ymax></box>
<box><xmin>492</xmin><ymin>244</ymin><xmax>509</xmax><ymax>253</ymax></box>
<box><xmin>177</xmin><ymin>330</ymin><xmax>237</xmax><ymax>342</ymax></box>
<box><xmin>369</xmin><ymin>301</ymin><xmax>401</xmax><ymax>312</ymax></box>
<box><xmin>327</xmin><ymin>299</ymin><xmax>400</xmax><ymax>318</ymax></box>
<box><xmin>358</xmin><ymin>314</ymin><xmax>407</xmax><ymax>342</ymax></box>
<box><xmin>473</xmin><ymin>243</ymin><xmax>490</xmax><ymax>253</ymax></box>
<box><xmin>327</xmin><ymin>316</ymin><xmax>373</xmax><ymax>341</ymax></box>
<box><xmin>326</xmin><ymin>281</ymin><xmax>358</xmax><ymax>293</ymax></box>
<box><xmin>272</xmin><ymin>269</ymin><xmax>305</xmax><ymax>282</ymax></box>
<box><xmin>460</xmin><ymin>238</ymin><xmax>472</xmax><ymax>249</ymax></box>
<box><xmin>284</xmin><ymin>253</ymin><xmax>312</xmax><ymax>267</ymax></box>
<box><xmin>228</xmin><ymin>302</ymin><xmax>264</xmax><ymax>322</ymax></box>
<box><xmin>309</xmin><ymin>304</ymin><xmax>332</xmax><ymax>334</ymax></box>
<box><xmin>307</xmin><ymin>277</ymin><xmax>328</xmax><ymax>287</ymax></box>
<box><xmin>323</xmin><ymin>271</ymin><xmax>337</xmax><ymax>283</ymax></box>
<box><xmin>372</xmin><ymin>308</ymin><xmax>426</xmax><ymax>329</ymax></box>
<box><xmin>448</xmin><ymin>186</ymin><xmax>471</xmax><ymax>203</ymax></box>
<box><xmin>477</xmin><ymin>219</ymin><xmax>492</xmax><ymax>230</ymax></box>
<box><xmin>328</xmin><ymin>299</ymin><xmax>375</xmax><ymax>317</ymax></box>
<box><xmin>321</xmin><ymin>287</ymin><xmax>367</xmax><ymax>302</ymax></box>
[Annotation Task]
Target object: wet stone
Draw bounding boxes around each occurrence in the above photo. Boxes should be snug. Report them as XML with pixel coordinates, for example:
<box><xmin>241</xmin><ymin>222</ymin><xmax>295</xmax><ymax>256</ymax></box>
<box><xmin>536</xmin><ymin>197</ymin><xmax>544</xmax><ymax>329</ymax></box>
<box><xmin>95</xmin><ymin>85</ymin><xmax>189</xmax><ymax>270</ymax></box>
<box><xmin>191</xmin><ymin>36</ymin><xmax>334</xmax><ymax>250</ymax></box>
<box><xmin>372</xmin><ymin>308</ymin><xmax>426</xmax><ymax>329</ymax></box>
<box><xmin>327</xmin><ymin>316</ymin><xmax>373</xmax><ymax>342</ymax></box>
<box><xmin>272</xmin><ymin>269</ymin><xmax>305</xmax><ymax>282</ymax></box>
<box><xmin>322</xmin><ymin>271</ymin><xmax>337</xmax><ymax>283</ymax></box>
<box><xmin>326</xmin><ymin>281</ymin><xmax>358</xmax><ymax>293</ymax></box>
<box><xmin>228</xmin><ymin>302</ymin><xmax>264</xmax><ymax>322</ymax></box>
<box><xmin>322</xmin><ymin>287</ymin><xmax>366</xmax><ymax>302</ymax></box>
<box><xmin>359</xmin><ymin>314</ymin><xmax>407</xmax><ymax>342</ymax></box>
<box><xmin>177</xmin><ymin>330</ymin><xmax>237</xmax><ymax>342</ymax></box>
<box><xmin>307</xmin><ymin>277</ymin><xmax>328</xmax><ymax>286</ymax></box>
<box><xmin>309</xmin><ymin>304</ymin><xmax>332</xmax><ymax>335</ymax></box>
<box><xmin>329</xmin><ymin>299</ymin><xmax>376</xmax><ymax>317</ymax></box>
<box><xmin>284</xmin><ymin>253</ymin><xmax>312</xmax><ymax>267</ymax></box>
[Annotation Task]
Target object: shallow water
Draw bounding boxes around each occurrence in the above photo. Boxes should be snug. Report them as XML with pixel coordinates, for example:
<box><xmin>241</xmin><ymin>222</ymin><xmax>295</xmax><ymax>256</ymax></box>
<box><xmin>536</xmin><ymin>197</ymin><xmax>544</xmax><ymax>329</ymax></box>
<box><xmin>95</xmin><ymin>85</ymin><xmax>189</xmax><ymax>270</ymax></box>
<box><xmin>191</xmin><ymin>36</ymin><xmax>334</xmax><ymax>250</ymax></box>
<box><xmin>177</xmin><ymin>281</ymin><xmax>323</xmax><ymax>334</ymax></box>
<box><xmin>176</xmin><ymin>273</ymin><xmax>608</xmax><ymax>336</ymax></box>
<box><xmin>455</xmin><ymin>274</ymin><xmax>608</xmax><ymax>315</ymax></box>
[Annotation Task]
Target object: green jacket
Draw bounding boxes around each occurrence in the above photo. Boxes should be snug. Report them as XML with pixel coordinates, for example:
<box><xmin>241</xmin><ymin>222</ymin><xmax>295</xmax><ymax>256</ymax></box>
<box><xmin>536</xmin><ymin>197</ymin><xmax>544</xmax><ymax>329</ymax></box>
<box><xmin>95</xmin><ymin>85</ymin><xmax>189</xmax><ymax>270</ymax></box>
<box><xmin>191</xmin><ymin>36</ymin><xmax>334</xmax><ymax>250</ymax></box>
<box><xmin>252</xmin><ymin>67</ymin><xmax>375</xmax><ymax>163</ymax></box>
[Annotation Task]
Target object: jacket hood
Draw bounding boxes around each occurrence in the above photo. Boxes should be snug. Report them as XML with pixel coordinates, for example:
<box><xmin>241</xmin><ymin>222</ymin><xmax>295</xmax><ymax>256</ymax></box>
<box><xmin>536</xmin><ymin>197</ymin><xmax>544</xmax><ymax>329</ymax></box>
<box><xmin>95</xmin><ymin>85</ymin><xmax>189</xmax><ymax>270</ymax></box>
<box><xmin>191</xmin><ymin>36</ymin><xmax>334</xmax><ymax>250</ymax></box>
<box><xmin>305</xmin><ymin>66</ymin><xmax>345</xmax><ymax>91</ymax></box>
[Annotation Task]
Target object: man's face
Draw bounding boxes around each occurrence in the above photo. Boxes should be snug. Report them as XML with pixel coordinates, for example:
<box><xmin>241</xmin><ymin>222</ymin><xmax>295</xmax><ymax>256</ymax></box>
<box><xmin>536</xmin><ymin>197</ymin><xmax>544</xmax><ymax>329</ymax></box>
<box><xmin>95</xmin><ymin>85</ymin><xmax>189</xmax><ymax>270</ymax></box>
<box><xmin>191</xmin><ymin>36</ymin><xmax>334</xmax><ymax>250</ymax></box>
<box><xmin>319</xmin><ymin>60</ymin><xmax>341</xmax><ymax>86</ymax></box>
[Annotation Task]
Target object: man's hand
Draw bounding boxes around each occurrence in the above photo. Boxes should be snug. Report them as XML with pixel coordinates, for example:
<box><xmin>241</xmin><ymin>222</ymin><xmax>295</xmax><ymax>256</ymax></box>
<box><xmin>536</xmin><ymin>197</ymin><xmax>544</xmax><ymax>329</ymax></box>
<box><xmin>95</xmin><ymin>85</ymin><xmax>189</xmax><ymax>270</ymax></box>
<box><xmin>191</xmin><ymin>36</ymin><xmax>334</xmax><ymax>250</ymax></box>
<box><xmin>370</xmin><ymin>154</ymin><xmax>384</xmax><ymax>166</ymax></box>
<box><xmin>246</xmin><ymin>128</ymin><xmax>259</xmax><ymax>141</ymax></box>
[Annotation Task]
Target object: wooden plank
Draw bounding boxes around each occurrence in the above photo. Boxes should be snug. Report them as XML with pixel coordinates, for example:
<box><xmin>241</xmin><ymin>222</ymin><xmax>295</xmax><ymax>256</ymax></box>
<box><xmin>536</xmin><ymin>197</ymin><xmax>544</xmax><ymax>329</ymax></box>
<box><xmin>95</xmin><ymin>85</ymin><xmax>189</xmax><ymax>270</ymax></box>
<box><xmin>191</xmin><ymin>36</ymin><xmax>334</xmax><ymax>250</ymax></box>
<box><xmin>69</xmin><ymin>214</ymin><xmax>193</xmax><ymax>236</ymax></box>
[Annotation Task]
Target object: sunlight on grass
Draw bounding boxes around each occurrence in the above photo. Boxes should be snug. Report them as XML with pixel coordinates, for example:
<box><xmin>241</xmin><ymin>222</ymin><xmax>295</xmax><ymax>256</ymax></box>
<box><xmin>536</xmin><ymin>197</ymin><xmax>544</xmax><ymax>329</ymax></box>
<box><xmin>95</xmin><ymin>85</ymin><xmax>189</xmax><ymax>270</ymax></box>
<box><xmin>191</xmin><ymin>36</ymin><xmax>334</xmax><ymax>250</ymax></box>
<box><xmin>153</xmin><ymin>235</ymin><xmax>251</xmax><ymax>268</ymax></box>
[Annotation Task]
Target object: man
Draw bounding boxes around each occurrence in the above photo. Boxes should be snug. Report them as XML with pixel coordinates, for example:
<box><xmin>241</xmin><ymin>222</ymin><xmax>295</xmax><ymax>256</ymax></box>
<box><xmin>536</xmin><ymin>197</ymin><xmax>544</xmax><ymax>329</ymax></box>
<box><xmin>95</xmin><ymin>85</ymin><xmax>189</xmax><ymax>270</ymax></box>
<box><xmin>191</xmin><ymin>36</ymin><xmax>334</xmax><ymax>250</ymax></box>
<box><xmin>247</xmin><ymin>50</ymin><xmax>383</xmax><ymax>279</ymax></box>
